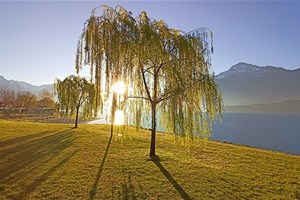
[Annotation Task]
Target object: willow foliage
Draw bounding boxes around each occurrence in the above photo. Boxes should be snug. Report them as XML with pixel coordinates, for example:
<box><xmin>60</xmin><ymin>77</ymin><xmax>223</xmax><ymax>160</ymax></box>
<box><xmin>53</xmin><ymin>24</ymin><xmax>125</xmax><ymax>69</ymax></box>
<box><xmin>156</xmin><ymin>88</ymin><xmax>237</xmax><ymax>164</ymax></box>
<box><xmin>54</xmin><ymin>75</ymin><xmax>96</xmax><ymax>127</ymax></box>
<box><xmin>76</xmin><ymin>5</ymin><xmax>223</xmax><ymax>143</ymax></box>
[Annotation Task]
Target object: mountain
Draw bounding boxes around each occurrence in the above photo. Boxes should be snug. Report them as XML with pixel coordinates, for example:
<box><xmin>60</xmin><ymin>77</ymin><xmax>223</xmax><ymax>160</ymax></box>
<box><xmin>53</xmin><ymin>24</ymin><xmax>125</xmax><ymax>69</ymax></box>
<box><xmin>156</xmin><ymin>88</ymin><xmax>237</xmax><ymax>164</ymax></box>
<box><xmin>216</xmin><ymin>62</ymin><xmax>300</xmax><ymax>106</ymax></box>
<box><xmin>1</xmin><ymin>62</ymin><xmax>300</xmax><ymax>110</ymax></box>
<box><xmin>0</xmin><ymin>75</ymin><xmax>53</xmax><ymax>95</ymax></box>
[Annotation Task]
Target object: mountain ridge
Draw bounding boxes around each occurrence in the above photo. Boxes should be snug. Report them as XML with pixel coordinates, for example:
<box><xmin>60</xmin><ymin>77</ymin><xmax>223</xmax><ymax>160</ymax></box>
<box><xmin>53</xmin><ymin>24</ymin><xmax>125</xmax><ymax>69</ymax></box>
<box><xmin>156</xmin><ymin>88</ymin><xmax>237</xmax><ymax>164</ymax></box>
<box><xmin>215</xmin><ymin>62</ymin><xmax>300</xmax><ymax>106</ymax></box>
<box><xmin>1</xmin><ymin>62</ymin><xmax>300</xmax><ymax>108</ymax></box>
<box><xmin>216</xmin><ymin>62</ymin><xmax>300</xmax><ymax>79</ymax></box>
<box><xmin>0</xmin><ymin>75</ymin><xmax>53</xmax><ymax>95</ymax></box>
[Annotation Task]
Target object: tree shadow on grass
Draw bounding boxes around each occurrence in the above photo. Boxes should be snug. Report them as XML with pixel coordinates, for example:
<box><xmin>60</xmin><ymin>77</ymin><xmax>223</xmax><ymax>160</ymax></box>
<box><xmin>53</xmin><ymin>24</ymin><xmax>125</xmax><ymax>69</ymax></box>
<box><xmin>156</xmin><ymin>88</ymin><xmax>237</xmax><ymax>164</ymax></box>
<box><xmin>89</xmin><ymin>133</ymin><xmax>113</xmax><ymax>200</ymax></box>
<box><xmin>152</xmin><ymin>158</ymin><xmax>192</xmax><ymax>200</ymax></box>
<box><xmin>0</xmin><ymin>130</ymin><xmax>51</xmax><ymax>147</ymax></box>
<box><xmin>15</xmin><ymin>149</ymin><xmax>79</xmax><ymax>200</ymax></box>
<box><xmin>0</xmin><ymin>129</ymin><xmax>74</xmax><ymax>159</ymax></box>
<box><xmin>111</xmin><ymin>174</ymin><xmax>148</xmax><ymax>200</ymax></box>
<box><xmin>0</xmin><ymin>129</ymin><xmax>77</xmax><ymax>191</ymax></box>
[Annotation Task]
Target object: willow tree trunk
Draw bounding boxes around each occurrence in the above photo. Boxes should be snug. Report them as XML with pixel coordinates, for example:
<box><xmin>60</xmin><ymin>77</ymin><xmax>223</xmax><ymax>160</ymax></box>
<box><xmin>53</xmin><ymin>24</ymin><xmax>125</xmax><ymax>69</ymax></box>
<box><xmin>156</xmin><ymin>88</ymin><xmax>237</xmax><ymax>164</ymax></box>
<box><xmin>75</xmin><ymin>105</ymin><xmax>80</xmax><ymax>128</ymax></box>
<box><xmin>150</xmin><ymin>66</ymin><xmax>158</xmax><ymax>157</ymax></box>
<box><xmin>150</xmin><ymin>103</ymin><xmax>156</xmax><ymax>157</ymax></box>
<box><xmin>110</xmin><ymin>92</ymin><xmax>117</xmax><ymax>136</ymax></box>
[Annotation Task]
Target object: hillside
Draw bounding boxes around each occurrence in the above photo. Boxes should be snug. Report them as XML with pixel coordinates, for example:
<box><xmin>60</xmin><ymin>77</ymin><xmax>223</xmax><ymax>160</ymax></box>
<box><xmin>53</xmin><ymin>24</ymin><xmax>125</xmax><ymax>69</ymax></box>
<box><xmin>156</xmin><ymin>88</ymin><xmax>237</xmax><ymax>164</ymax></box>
<box><xmin>216</xmin><ymin>62</ymin><xmax>300</xmax><ymax>106</ymax></box>
<box><xmin>2</xmin><ymin>62</ymin><xmax>300</xmax><ymax>108</ymax></box>
<box><xmin>0</xmin><ymin>75</ymin><xmax>52</xmax><ymax>95</ymax></box>
<box><xmin>0</xmin><ymin>120</ymin><xmax>299</xmax><ymax>199</ymax></box>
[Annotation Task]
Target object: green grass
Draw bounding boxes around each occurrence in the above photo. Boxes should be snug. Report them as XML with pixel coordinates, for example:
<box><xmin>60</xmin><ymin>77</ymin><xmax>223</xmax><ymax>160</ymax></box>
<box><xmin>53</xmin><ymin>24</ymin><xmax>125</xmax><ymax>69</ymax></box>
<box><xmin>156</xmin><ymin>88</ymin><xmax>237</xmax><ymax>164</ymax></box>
<box><xmin>0</xmin><ymin>120</ymin><xmax>299</xmax><ymax>199</ymax></box>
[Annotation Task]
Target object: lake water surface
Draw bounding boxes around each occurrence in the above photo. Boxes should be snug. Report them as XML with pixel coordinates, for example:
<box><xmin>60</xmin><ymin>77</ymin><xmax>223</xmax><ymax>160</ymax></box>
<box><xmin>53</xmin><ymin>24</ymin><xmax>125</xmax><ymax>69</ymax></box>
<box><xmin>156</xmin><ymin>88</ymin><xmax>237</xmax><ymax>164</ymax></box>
<box><xmin>89</xmin><ymin>112</ymin><xmax>300</xmax><ymax>155</ymax></box>
<box><xmin>212</xmin><ymin>113</ymin><xmax>300</xmax><ymax>155</ymax></box>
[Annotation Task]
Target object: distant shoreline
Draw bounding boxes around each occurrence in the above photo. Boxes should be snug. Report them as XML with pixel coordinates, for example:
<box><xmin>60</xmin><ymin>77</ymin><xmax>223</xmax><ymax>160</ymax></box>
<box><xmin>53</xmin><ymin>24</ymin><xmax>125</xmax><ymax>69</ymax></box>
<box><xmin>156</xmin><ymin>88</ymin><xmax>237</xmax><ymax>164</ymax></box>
<box><xmin>224</xmin><ymin>100</ymin><xmax>300</xmax><ymax>113</ymax></box>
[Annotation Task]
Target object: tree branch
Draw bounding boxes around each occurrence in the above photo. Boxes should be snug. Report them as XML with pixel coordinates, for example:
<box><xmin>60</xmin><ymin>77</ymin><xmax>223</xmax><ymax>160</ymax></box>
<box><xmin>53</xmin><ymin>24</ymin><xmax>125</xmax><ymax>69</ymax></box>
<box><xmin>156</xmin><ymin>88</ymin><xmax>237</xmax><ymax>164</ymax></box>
<box><xmin>156</xmin><ymin>62</ymin><xmax>164</xmax><ymax>75</ymax></box>
<box><xmin>125</xmin><ymin>96</ymin><xmax>149</xmax><ymax>101</ymax></box>
<box><xmin>139</xmin><ymin>59</ymin><xmax>153</xmax><ymax>103</ymax></box>
<box><xmin>143</xmin><ymin>66</ymin><xmax>155</xmax><ymax>73</ymax></box>
<box><xmin>79</xmin><ymin>95</ymin><xmax>89</xmax><ymax>107</ymax></box>
<box><xmin>157</xmin><ymin>77</ymin><xmax>205</xmax><ymax>104</ymax></box>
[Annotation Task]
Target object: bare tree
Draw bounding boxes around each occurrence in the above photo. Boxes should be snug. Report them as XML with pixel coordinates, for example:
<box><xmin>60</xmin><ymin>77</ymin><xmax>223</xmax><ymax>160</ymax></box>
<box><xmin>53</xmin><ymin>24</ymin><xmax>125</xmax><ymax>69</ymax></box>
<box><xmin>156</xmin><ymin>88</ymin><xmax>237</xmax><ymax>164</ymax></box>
<box><xmin>0</xmin><ymin>88</ymin><xmax>16</xmax><ymax>114</ymax></box>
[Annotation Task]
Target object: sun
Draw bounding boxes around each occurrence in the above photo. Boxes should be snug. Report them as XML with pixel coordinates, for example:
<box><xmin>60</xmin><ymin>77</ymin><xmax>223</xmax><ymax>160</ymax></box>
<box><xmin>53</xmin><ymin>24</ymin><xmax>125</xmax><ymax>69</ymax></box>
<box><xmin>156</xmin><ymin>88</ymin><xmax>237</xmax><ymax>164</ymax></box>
<box><xmin>112</xmin><ymin>81</ymin><xmax>125</xmax><ymax>95</ymax></box>
<box><xmin>114</xmin><ymin>109</ymin><xmax>124</xmax><ymax>125</ymax></box>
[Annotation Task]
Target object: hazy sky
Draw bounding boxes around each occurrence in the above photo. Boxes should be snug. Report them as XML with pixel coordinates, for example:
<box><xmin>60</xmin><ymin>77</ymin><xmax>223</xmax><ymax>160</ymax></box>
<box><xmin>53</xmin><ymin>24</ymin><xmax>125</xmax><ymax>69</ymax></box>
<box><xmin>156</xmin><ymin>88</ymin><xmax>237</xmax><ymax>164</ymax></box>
<box><xmin>0</xmin><ymin>1</ymin><xmax>299</xmax><ymax>85</ymax></box>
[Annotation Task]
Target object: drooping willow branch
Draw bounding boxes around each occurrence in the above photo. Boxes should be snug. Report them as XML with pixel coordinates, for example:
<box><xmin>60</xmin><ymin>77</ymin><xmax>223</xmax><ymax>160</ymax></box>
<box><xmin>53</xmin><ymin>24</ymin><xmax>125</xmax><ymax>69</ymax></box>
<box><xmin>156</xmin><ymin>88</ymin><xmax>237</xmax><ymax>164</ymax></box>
<box><xmin>76</xmin><ymin>4</ymin><xmax>223</xmax><ymax>140</ymax></box>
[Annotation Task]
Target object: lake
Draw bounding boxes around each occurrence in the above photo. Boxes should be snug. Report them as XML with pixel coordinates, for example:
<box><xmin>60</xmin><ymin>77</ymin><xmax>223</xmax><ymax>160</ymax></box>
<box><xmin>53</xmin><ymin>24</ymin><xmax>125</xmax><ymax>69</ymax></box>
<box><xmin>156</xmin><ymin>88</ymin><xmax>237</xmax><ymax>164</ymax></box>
<box><xmin>89</xmin><ymin>112</ymin><xmax>300</xmax><ymax>155</ymax></box>
<box><xmin>212</xmin><ymin>112</ymin><xmax>300</xmax><ymax>155</ymax></box>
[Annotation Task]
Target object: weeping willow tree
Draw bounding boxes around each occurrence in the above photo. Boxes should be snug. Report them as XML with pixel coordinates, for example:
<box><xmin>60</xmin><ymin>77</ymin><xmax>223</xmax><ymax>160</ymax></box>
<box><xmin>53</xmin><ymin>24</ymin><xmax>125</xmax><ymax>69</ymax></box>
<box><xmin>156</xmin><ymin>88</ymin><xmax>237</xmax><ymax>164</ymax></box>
<box><xmin>54</xmin><ymin>75</ymin><xmax>95</xmax><ymax>128</ymax></box>
<box><xmin>76</xmin><ymin>5</ymin><xmax>223</xmax><ymax>157</ymax></box>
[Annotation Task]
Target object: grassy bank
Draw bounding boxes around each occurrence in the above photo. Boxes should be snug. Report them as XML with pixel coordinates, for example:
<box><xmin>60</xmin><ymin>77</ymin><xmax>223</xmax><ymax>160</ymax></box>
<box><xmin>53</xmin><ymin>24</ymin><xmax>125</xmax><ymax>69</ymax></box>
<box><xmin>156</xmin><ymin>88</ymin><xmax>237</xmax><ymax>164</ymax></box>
<box><xmin>0</xmin><ymin>120</ymin><xmax>299</xmax><ymax>199</ymax></box>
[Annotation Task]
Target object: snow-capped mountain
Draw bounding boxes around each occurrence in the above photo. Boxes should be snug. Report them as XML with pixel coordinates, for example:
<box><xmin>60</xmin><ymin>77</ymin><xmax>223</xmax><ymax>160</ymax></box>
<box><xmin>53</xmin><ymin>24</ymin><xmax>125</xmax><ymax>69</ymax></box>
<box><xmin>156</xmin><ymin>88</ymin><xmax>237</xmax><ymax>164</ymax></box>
<box><xmin>216</xmin><ymin>62</ymin><xmax>300</xmax><ymax>106</ymax></box>
<box><xmin>0</xmin><ymin>75</ymin><xmax>53</xmax><ymax>95</ymax></box>
<box><xmin>216</xmin><ymin>62</ymin><xmax>294</xmax><ymax>79</ymax></box>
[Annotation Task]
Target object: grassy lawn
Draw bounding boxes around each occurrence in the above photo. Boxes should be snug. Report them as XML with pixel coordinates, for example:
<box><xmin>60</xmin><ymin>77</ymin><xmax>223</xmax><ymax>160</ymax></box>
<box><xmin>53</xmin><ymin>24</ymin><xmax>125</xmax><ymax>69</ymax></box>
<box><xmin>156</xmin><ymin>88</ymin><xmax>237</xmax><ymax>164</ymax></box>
<box><xmin>0</xmin><ymin>120</ymin><xmax>299</xmax><ymax>199</ymax></box>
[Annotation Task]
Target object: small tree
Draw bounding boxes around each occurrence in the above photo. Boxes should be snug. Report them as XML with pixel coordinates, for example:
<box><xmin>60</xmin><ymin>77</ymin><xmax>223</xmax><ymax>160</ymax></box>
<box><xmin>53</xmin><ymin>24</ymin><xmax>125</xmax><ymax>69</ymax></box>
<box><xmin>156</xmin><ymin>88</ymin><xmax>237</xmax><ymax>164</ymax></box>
<box><xmin>38</xmin><ymin>89</ymin><xmax>53</xmax><ymax>100</ymax></box>
<box><xmin>76</xmin><ymin>5</ymin><xmax>223</xmax><ymax>157</ymax></box>
<box><xmin>36</xmin><ymin>97</ymin><xmax>56</xmax><ymax>109</ymax></box>
<box><xmin>0</xmin><ymin>88</ymin><xmax>16</xmax><ymax>115</ymax></box>
<box><xmin>54</xmin><ymin>75</ymin><xmax>96</xmax><ymax>128</ymax></box>
<box><xmin>16</xmin><ymin>91</ymin><xmax>37</xmax><ymax>113</ymax></box>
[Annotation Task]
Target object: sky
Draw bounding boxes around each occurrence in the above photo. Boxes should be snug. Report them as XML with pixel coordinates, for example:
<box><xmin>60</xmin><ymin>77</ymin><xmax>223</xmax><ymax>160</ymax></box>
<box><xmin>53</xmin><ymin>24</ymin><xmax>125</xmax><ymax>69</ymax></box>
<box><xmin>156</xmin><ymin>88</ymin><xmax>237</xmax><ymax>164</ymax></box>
<box><xmin>0</xmin><ymin>1</ymin><xmax>300</xmax><ymax>85</ymax></box>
